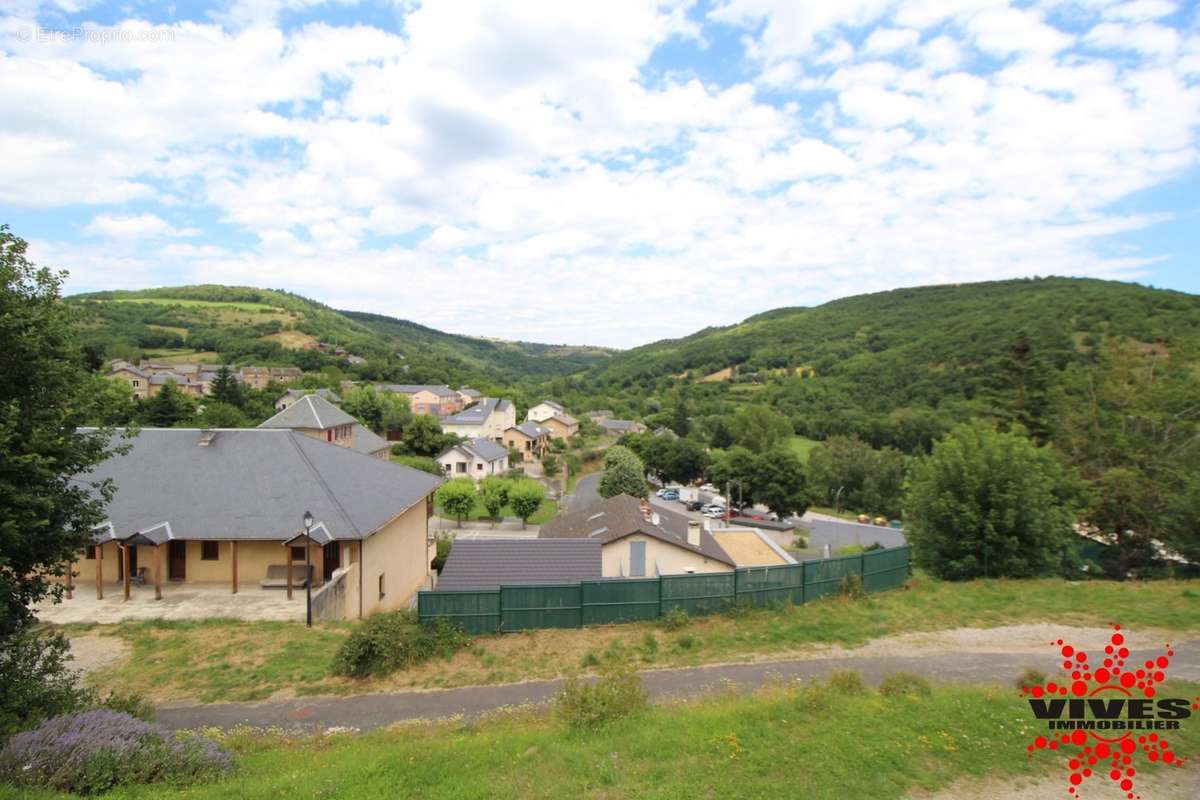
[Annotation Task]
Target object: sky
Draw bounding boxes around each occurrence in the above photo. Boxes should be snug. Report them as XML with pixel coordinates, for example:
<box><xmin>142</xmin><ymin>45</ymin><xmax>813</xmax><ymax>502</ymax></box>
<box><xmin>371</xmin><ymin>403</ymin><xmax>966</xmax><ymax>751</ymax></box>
<box><xmin>0</xmin><ymin>0</ymin><xmax>1197</xmax><ymax>348</ymax></box>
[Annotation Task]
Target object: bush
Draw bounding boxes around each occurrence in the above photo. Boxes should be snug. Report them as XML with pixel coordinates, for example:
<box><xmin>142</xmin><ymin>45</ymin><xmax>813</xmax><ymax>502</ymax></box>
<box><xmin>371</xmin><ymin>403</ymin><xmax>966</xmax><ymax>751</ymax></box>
<box><xmin>430</xmin><ymin>534</ymin><xmax>452</xmax><ymax>574</ymax></box>
<box><xmin>0</xmin><ymin>630</ymin><xmax>92</xmax><ymax>741</ymax></box>
<box><xmin>0</xmin><ymin>710</ymin><xmax>230</xmax><ymax>795</ymax></box>
<box><xmin>724</xmin><ymin>597</ymin><xmax>754</xmax><ymax>618</ymax></box>
<box><xmin>879</xmin><ymin>672</ymin><xmax>932</xmax><ymax>698</ymax></box>
<box><xmin>1016</xmin><ymin>667</ymin><xmax>1047</xmax><ymax>691</ymax></box>
<box><xmin>827</xmin><ymin>669</ymin><xmax>867</xmax><ymax>694</ymax></box>
<box><xmin>659</xmin><ymin>607</ymin><xmax>690</xmax><ymax>631</ymax></box>
<box><xmin>674</xmin><ymin>634</ymin><xmax>695</xmax><ymax>651</ymax></box>
<box><xmin>793</xmin><ymin>534</ymin><xmax>808</xmax><ymax>549</ymax></box>
<box><xmin>840</xmin><ymin>571</ymin><xmax>865</xmax><ymax>600</ymax></box>
<box><xmin>331</xmin><ymin>612</ymin><xmax>470</xmax><ymax>678</ymax></box>
<box><xmin>555</xmin><ymin>662</ymin><xmax>648</xmax><ymax>730</ymax></box>
<box><xmin>97</xmin><ymin>690</ymin><xmax>155</xmax><ymax>721</ymax></box>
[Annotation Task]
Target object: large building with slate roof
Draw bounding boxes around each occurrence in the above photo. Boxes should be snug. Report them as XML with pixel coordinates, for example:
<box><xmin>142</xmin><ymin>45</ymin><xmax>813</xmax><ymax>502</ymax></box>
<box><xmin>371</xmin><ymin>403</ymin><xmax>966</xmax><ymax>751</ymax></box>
<box><xmin>440</xmin><ymin>397</ymin><xmax>516</xmax><ymax>440</ymax></box>
<box><xmin>540</xmin><ymin>494</ymin><xmax>734</xmax><ymax>578</ymax></box>
<box><xmin>436</xmin><ymin>437</ymin><xmax>510</xmax><ymax>480</ymax></box>
<box><xmin>66</xmin><ymin>427</ymin><xmax>443</xmax><ymax>618</ymax></box>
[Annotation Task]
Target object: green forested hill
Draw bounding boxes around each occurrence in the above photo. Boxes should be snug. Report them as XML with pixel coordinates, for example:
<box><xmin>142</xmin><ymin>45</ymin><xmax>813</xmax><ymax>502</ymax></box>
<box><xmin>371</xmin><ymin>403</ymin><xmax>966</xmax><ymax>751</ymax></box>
<box><xmin>570</xmin><ymin>277</ymin><xmax>1200</xmax><ymax>448</ymax></box>
<box><xmin>68</xmin><ymin>285</ymin><xmax>613</xmax><ymax>387</ymax></box>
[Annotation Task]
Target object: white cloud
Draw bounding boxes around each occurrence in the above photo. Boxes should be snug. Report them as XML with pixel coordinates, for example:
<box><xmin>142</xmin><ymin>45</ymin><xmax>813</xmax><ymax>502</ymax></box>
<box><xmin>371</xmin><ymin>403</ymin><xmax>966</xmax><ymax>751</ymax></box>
<box><xmin>3</xmin><ymin>0</ymin><xmax>1198</xmax><ymax>346</ymax></box>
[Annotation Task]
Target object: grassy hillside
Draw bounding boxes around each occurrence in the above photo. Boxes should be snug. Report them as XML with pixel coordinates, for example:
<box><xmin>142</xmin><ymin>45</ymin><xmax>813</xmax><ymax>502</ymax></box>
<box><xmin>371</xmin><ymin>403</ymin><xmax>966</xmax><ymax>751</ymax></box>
<box><xmin>570</xmin><ymin>277</ymin><xmax>1200</xmax><ymax>445</ymax></box>
<box><xmin>69</xmin><ymin>285</ymin><xmax>612</xmax><ymax>387</ymax></box>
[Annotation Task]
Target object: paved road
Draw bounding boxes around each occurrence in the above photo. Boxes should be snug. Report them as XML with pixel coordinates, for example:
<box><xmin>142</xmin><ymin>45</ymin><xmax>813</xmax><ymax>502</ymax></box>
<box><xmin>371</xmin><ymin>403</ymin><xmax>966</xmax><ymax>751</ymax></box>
<box><xmin>154</xmin><ymin>639</ymin><xmax>1200</xmax><ymax>732</ymax></box>
<box><xmin>567</xmin><ymin>472</ymin><xmax>601</xmax><ymax>512</ymax></box>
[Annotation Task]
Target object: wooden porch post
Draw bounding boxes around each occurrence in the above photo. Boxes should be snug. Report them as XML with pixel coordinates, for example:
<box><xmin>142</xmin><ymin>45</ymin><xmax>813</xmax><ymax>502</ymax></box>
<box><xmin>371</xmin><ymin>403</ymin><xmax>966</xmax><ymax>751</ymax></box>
<box><xmin>65</xmin><ymin>561</ymin><xmax>73</xmax><ymax>599</ymax></box>
<box><xmin>154</xmin><ymin>544</ymin><xmax>162</xmax><ymax>601</ymax></box>
<box><xmin>96</xmin><ymin>545</ymin><xmax>103</xmax><ymax>600</ymax></box>
<box><xmin>286</xmin><ymin>545</ymin><xmax>293</xmax><ymax>600</ymax></box>
<box><xmin>231</xmin><ymin>541</ymin><xmax>239</xmax><ymax>594</ymax></box>
<box><xmin>121</xmin><ymin>544</ymin><xmax>131</xmax><ymax>601</ymax></box>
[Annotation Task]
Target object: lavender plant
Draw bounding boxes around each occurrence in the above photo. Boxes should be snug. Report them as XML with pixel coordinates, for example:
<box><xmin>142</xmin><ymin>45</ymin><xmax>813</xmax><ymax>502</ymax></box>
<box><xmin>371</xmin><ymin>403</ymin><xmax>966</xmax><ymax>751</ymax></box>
<box><xmin>0</xmin><ymin>710</ymin><xmax>231</xmax><ymax>795</ymax></box>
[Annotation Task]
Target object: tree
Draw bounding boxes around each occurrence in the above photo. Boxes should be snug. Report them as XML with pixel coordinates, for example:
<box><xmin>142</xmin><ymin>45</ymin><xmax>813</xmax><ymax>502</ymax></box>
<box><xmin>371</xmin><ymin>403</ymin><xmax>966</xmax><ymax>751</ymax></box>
<box><xmin>0</xmin><ymin>225</ymin><xmax>117</xmax><ymax>636</ymax></box>
<box><xmin>806</xmin><ymin>436</ymin><xmax>908</xmax><ymax>517</ymax></box>
<box><xmin>342</xmin><ymin>386</ymin><xmax>411</xmax><ymax>435</ymax></box>
<box><xmin>140</xmin><ymin>381</ymin><xmax>195</xmax><ymax>427</ymax></box>
<box><xmin>670</xmin><ymin>403</ymin><xmax>690</xmax><ymax>437</ymax></box>
<box><xmin>194</xmin><ymin>401</ymin><xmax>248</xmax><ymax>428</ymax></box>
<box><xmin>209</xmin><ymin>365</ymin><xmax>242</xmax><ymax>407</ymax></box>
<box><xmin>404</xmin><ymin>413</ymin><xmax>449</xmax><ymax>457</ymax></box>
<box><xmin>731</xmin><ymin>404</ymin><xmax>792</xmax><ymax>452</ymax></box>
<box><xmin>436</xmin><ymin>478</ymin><xmax>476</xmax><ymax>528</ymax></box>
<box><xmin>750</xmin><ymin>449</ymin><xmax>809</xmax><ymax>518</ymax></box>
<box><xmin>479</xmin><ymin>476</ymin><xmax>512</xmax><ymax>527</ymax></box>
<box><xmin>904</xmin><ymin>421</ymin><xmax>1082</xmax><ymax>580</ymax></box>
<box><xmin>598</xmin><ymin>445</ymin><xmax>647</xmax><ymax>499</ymax></box>
<box><xmin>77</xmin><ymin>375</ymin><xmax>139</xmax><ymax>426</ymax></box>
<box><xmin>508</xmin><ymin>479</ymin><xmax>547</xmax><ymax>529</ymax></box>
<box><xmin>542</xmin><ymin>453</ymin><xmax>561</xmax><ymax>479</ymax></box>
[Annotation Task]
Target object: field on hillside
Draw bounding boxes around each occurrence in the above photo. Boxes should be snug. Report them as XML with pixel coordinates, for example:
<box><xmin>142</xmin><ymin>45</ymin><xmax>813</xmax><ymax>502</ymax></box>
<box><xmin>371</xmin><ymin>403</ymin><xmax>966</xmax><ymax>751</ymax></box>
<box><xmin>68</xmin><ymin>576</ymin><xmax>1200</xmax><ymax>703</ymax></box>
<box><xmin>105</xmin><ymin>298</ymin><xmax>283</xmax><ymax>312</ymax></box>
<box><xmin>7</xmin><ymin>678</ymin><xmax>1199</xmax><ymax>800</ymax></box>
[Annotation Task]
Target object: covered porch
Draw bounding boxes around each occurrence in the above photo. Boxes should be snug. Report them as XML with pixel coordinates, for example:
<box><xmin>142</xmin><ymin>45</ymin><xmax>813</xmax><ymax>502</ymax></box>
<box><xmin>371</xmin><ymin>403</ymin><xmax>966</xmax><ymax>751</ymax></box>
<box><xmin>35</xmin><ymin>581</ymin><xmax>305</xmax><ymax>624</ymax></box>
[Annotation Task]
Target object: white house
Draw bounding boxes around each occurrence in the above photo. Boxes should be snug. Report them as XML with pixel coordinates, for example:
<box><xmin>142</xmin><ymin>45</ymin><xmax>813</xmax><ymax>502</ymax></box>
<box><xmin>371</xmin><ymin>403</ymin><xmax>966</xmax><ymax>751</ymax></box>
<box><xmin>527</xmin><ymin>400</ymin><xmax>566</xmax><ymax>423</ymax></box>
<box><xmin>436</xmin><ymin>438</ymin><xmax>510</xmax><ymax>480</ymax></box>
<box><xmin>440</xmin><ymin>398</ymin><xmax>516</xmax><ymax>441</ymax></box>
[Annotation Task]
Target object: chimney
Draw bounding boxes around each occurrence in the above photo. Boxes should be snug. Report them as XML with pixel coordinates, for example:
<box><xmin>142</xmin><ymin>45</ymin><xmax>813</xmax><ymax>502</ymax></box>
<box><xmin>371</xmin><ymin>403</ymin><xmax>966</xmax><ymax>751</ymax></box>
<box><xmin>650</xmin><ymin>512</ymin><xmax>660</xmax><ymax>527</ymax></box>
<box><xmin>197</xmin><ymin>429</ymin><xmax>217</xmax><ymax>447</ymax></box>
<box><xmin>687</xmin><ymin>520</ymin><xmax>701</xmax><ymax>547</ymax></box>
<box><xmin>640</xmin><ymin>499</ymin><xmax>652</xmax><ymax>521</ymax></box>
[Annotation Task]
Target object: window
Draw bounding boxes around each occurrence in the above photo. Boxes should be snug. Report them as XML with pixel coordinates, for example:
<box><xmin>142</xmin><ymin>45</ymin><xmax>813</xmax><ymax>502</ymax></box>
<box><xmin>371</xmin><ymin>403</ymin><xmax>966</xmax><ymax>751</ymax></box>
<box><xmin>456</xmin><ymin>462</ymin><xmax>466</xmax><ymax>473</ymax></box>
<box><xmin>476</xmin><ymin>462</ymin><xmax>483</xmax><ymax>471</ymax></box>
<box><xmin>290</xmin><ymin>546</ymin><xmax>306</xmax><ymax>562</ymax></box>
<box><xmin>85</xmin><ymin>545</ymin><xmax>96</xmax><ymax>560</ymax></box>
<box><xmin>131</xmin><ymin>380</ymin><xmax>140</xmax><ymax>387</ymax></box>
<box><xmin>378</xmin><ymin>573</ymin><xmax>386</xmax><ymax>599</ymax></box>
<box><xmin>201</xmin><ymin>541</ymin><xmax>219</xmax><ymax>561</ymax></box>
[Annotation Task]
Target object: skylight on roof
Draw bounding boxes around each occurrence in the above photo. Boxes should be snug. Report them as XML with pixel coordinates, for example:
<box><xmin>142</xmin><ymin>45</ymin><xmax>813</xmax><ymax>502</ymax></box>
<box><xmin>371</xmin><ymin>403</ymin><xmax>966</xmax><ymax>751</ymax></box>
<box><xmin>588</xmin><ymin>527</ymin><xmax>608</xmax><ymax>537</ymax></box>
<box><xmin>587</xmin><ymin>512</ymin><xmax>604</xmax><ymax>521</ymax></box>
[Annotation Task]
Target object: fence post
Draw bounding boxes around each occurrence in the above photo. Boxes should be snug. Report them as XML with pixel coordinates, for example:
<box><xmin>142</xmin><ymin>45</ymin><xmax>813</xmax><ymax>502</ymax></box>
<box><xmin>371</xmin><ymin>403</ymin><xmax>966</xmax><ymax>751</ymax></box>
<box><xmin>860</xmin><ymin>552</ymin><xmax>867</xmax><ymax>592</ymax></box>
<box><xmin>800</xmin><ymin>560</ymin><xmax>806</xmax><ymax>605</ymax></box>
<box><xmin>496</xmin><ymin>586</ymin><xmax>504</xmax><ymax>634</ymax></box>
<box><xmin>576</xmin><ymin>583</ymin><xmax>583</xmax><ymax>629</ymax></box>
<box><xmin>657</xmin><ymin>573</ymin><xmax>663</xmax><ymax>619</ymax></box>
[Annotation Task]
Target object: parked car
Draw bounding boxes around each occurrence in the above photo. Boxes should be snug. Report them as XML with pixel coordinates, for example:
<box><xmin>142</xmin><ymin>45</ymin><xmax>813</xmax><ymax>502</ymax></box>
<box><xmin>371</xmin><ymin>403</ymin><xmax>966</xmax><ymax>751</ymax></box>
<box><xmin>702</xmin><ymin>505</ymin><xmax>726</xmax><ymax>518</ymax></box>
<box><xmin>736</xmin><ymin>509</ymin><xmax>765</xmax><ymax>521</ymax></box>
<box><xmin>684</xmin><ymin>500</ymin><xmax>705</xmax><ymax>512</ymax></box>
<box><xmin>660</xmin><ymin>489</ymin><xmax>680</xmax><ymax>501</ymax></box>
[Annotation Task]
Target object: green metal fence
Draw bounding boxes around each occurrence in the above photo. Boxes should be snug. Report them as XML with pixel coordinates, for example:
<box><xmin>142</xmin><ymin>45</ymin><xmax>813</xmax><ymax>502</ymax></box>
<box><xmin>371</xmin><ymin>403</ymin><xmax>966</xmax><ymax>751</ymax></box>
<box><xmin>418</xmin><ymin>545</ymin><xmax>911</xmax><ymax>634</ymax></box>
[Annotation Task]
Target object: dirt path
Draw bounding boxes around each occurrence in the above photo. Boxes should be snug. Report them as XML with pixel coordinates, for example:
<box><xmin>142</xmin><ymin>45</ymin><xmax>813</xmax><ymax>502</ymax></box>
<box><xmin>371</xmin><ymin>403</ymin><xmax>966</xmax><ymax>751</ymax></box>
<box><xmin>911</xmin><ymin>769</ymin><xmax>1200</xmax><ymax>799</ymax></box>
<box><xmin>154</xmin><ymin>628</ymin><xmax>1200</xmax><ymax>733</ymax></box>
<box><xmin>67</xmin><ymin>633</ymin><xmax>130</xmax><ymax>676</ymax></box>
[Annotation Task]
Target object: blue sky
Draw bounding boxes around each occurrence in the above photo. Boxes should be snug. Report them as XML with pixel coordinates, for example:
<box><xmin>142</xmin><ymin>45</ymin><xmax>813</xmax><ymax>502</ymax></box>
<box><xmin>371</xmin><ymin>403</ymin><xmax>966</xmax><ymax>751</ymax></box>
<box><xmin>1</xmin><ymin>0</ymin><xmax>1197</xmax><ymax>347</ymax></box>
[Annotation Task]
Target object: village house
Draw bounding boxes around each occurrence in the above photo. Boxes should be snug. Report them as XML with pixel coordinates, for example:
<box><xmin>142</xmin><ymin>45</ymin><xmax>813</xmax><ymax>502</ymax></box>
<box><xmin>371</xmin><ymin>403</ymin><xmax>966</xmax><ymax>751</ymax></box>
<box><xmin>435</xmin><ymin>539</ymin><xmax>601</xmax><ymax>590</ymax></box>
<box><xmin>440</xmin><ymin>397</ymin><xmax>516</xmax><ymax>440</ymax></box>
<box><xmin>584</xmin><ymin>410</ymin><xmax>614</xmax><ymax>423</ymax></box>
<box><xmin>64</xmin><ymin>427</ymin><xmax>443</xmax><ymax>619</ymax></box>
<box><xmin>527</xmin><ymin>401</ymin><xmax>579</xmax><ymax>440</ymax></box>
<box><xmin>436</xmin><ymin>437</ymin><xmax>509</xmax><ymax>479</ymax></box>
<box><xmin>504</xmin><ymin>421</ymin><xmax>551</xmax><ymax>462</ymax></box>
<box><xmin>109</xmin><ymin>362</ymin><xmax>152</xmax><ymax>399</ymax></box>
<box><xmin>274</xmin><ymin>388</ymin><xmax>342</xmax><ymax>412</ymax></box>
<box><xmin>539</xmin><ymin>494</ymin><xmax>735</xmax><ymax>577</ymax></box>
<box><xmin>599</xmin><ymin>419</ymin><xmax>647</xmax><ymax>436</ymax></box>
<box><xmin>382</xmin><ymin>384</ymin><xmax>465</xmax><ymax>416</ymax></box>
<box><xmin>457</xmin><ymin>386</ymin><xmax>482</xmax><ymax>405</ymax></box>
<box><xmin>350</xmin><ymin>425</ymin><xmax>392</xmax><ymax>460</ymax></box>
<box><xmin>258</xmin><ymin>393</ymin><xmax>356</xmax><ymax>446</ymax></box>
<box><xmin>527</xmin><ymin>400</ymin><xmax>566</xmax><ymax>422</ymax></box>
<box><xmin>239</xmin><ymin>366</ymin><xmax>303</xmax><ymax>390</ymax></box>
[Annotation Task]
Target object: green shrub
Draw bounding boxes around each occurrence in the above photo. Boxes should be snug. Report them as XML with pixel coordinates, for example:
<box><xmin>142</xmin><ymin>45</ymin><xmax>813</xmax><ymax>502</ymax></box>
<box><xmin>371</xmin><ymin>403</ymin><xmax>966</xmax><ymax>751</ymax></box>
<box><xmin>879</xmin><ymin>672</ymin><xmax>932</xmax><ymax>698</ymax></box>
<box><xmin>640</xmin><ymin>632</ymin><xmax>659</xmax><ymax>661</ymax></box>
<box><xmin>795</xmin><ymin>682</ymin><xmax>829</xmax><ymax>713</ymax></box>
<box><xmin>793</xmin><ymin>534</ymin><xmax>808</xmax><ymax>549</ymax></box>
<box><xmin>840</xmin><ymin>571</ymin><xmax>865</xmax><ymax>600</ymax></box>
<box><xmin>331</xmin><ymin>612</ymin><xmax>469</xmax><ymax>678</ymax></box>
<box><xmin>555</xmin><ymin>662</ymin><xmax>648</xmax><ymax>730</ymax></box>
<box><xmin>724</xmin><ymin>597</ymin><xmax>754</xmax><ymax>618</ymax></box>
<box><xmin>659</xmin><ymin>607</ymin><xmax>689</xmax><ymax>631</ymax></box>
<box><xmin>430</xmin><ymin>534</ymin><xmax>452</xmax><ymax>574</ymax></box>
<box><xmin>96</xmin><ymin>690</ymin><xmax>155</xmax><ymax>721</ymax></box>
<box><xmin>0</xmin><ymin>630</ymin><xmax>92</xmax><ymax>741</ymax></box>
<box><xmin>1016</xmin><ymin>667</ymin><xmax>1047</xmax><ymax>691</ymax></box>
<box><xmin>827</xmin><ymin>669</ymin><xmax>867</xmax><ymax>694</ymax></box>
<box><xmin>580</xmin><ymin>652</ymin><xmax>600</xmax><ymax>668</ymax></box>
<box><xmin>836</xmin><ymin>544</ymin><xmax>865</xmax><ymax>556</ymax></box>
<box><xmin>675</xmin><ymin>634</ymin><xmax>695</xmax><ymax>651</ymax></box>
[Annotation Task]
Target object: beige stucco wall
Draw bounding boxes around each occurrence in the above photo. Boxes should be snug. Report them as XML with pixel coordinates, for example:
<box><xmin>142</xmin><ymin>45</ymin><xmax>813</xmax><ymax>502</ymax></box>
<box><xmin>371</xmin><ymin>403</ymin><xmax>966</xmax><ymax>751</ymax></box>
<box><xmin>601</xmin><ymin>534</ymin><xmax>734</xmax><ymax>578</ymax></box>
<box><xmin>527</xmin><ymin>403</ymin><xmax>559</xmax><ymax>422</ymax></box>
<box><xmin>67</xmin><ymin>540</ymin><xmax>326</xmax><ymax>590</ymax></box>
<box><xmin>437</xmin><ymin>450</ymin><xmax>508</xmax><ymax>480</ymax></box>
<box><xmin>540</xmin><ymin>416</ymin><xmax>578</xmax><ymax>440</ymax></box>
<box><xmin>360</xmin><ymin>501</ymin><xmax>432</xmax><ymax>616</ymax></box>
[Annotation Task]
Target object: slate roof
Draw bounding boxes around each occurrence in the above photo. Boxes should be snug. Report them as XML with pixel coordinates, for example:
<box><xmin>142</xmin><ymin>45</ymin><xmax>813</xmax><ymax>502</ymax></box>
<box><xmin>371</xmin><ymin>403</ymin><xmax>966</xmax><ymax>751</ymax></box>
<box><xmin>279</xmin><ymin>388</ymin><xmax>342</xmax><ymax>404</ymax></box>
<box><xmin>350</xmin><ymin>424</ymin><xmax>391</xmax><ymax>456</ymax></box>
<box><xmin>149</xmin><ymin>372</ymin><xmax>192</xmax><ymax>386</ymax></box>
<box><xmin>511</xmin><ymin>422</ymin><xmax>551</xmax><ymax>439</ymax></box>
<box><xmin>539</xmin><ymin>494</ymin><xmax>735</xmax><ymax>567</ymax></box>
<box><xmin>441</xmin><ymin>437</ymin><xmax>508</xmax><ymax>463</ymax></box>
<box><xmin>384</xmin><ymin>384</ymin><xmax>460</xmax><ymax>398</ymax></box>
<box><xmin>442</xmin><ymin>397</ymin><xmax>510</xmax><ymax>426</ymax></box>
<box><xmin>548</xmin><ymin>412</ymin><xmax>579</xmax><ymax>427</ymax></box>
<box><xmin>436</xmin><ymin>539</ymin><xmax>602</xmax><ymax>590</ymax></box>
<box><xmin>79</xmin><ymin>428</ymin><xmax>442</xmax><ymax>544</ymax></box>
<box><xmin>459</xmin><ymin>386</ymin><xmax>482</xmax><ymax>398</ymax></box>
<box><xmin>600</xmin><ymin>419</ymin><xmax>643</xmax><ymax>432</ymax></box>
<box><xmin>536</xmin><ymin>400</ymin><xmax>565</xmax><ymax>412</ymax></box>
<box><xmin>258</xmin><ymin>393</ymin><xmax>356</xmax><ymax>430</ymax></box>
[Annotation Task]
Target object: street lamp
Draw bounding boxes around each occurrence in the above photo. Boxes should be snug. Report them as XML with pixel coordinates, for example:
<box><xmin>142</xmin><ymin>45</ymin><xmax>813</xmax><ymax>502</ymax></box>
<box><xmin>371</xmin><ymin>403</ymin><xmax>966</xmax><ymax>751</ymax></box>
<box><xmin>302</xmin><ymin>510</ymin><xmax>313</xmax><ymax>628</ymax></box>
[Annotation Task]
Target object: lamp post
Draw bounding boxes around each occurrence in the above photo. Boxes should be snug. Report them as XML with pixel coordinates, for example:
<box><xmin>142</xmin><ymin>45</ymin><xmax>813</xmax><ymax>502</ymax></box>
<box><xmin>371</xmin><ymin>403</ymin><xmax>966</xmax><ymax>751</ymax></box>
<box><xmin>303</xmin><ymin>510</ymin><xmax>313</xmax><ymax>628</ymax></box>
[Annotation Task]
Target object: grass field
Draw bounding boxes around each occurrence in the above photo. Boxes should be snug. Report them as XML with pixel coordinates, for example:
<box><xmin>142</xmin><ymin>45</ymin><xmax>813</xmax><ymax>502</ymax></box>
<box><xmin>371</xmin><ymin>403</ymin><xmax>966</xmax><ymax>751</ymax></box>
<box><xmin>140</xmin><ymin>349</ymin><xmax>220</xmax><ymax>364</ymax></box>
<box><xmin>263</xmin><ymin>330</ymin><xmax>319</xmax><ymax>349</ymax></box>
<box><xmin>8</xmin><ymin>678</ymin><xmax>1199</xmax><ymax>800</ymax></box>
<box><xmin>785</xmin><ymin>435</ymin><xmax>820</xmax><ymax>462</ymax></box>
<box><xmin>72</xmin><ymin>576</ymin><xmax>1200</xmax><ymax>703</ymax></box>
<box><xmin>108</xmin><ymin>298</ymin><xmax>282</xmax><ymax>312</ymax></box>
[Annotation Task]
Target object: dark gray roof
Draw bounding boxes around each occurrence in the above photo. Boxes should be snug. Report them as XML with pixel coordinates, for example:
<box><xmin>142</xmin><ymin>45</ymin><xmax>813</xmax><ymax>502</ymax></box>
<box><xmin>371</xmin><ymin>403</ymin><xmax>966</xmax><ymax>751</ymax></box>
<box><xmin>600</xmin><ymin>419</ymin><xmax>642</xmax><ymax>432</ymax></box>
<box><xmin>279</xmin><ymin>388</ymin><xmax>342</xmax><ymax>404</ymax></box>
<box><xmin>539</xmin><ymin>494</ymin><xmax>734</xmax><ymax>567</ymax></box>
<box><xmin>258</xmin><ymin>393</ymin><xmax>356</xmax><ymax>430</ymax></box>
<box><xmin>79</xmin><ymin>428</ymin><xmax>442</xmax><ymax>543</ymax></box>
<box><xmin>440</xmin><ymin>437</ymin><xmax>508</xmax><ymax>463</ymax></box>
<box><xmin>436</xmin><ymin>539</ymin><xmax>602</xmax><ymax>590</ymax></box>
<box><xmin>384</xmin><ymin>384</ymin><xmax>460</xmax><ymax>398</ymax></box>
<box><xmin>511</xmin><ymin>422</ymin><xmax>550</xmax><ymax>439</ymax></box>
<box><xmin>459</xmin><ymin>386</ymin><xmax>482</xmax><ymax>398</ymax></box>
<box><xmin>442</xmin><ymin>397</ymin><xmax>510</xmax><ymax>425</ymax></box>
<box><xmin>350</xmin><ymin>424</ymin><xmax>391</xmax><ymax>456</ymax></box>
